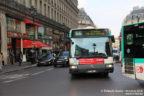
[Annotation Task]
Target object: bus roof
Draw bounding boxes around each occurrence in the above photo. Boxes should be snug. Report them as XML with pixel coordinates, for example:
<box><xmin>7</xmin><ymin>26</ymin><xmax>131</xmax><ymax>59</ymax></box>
<box><xmin>123</xmin><ymin>21</ymin><xmax>144</xmax><ymax>27</ymax></box>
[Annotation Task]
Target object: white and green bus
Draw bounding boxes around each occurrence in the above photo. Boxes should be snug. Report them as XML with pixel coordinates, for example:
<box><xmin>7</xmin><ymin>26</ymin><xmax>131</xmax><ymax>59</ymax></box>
<box><xmin>121</xmin><ymin>22</ymin><xmax>144</xmax><ymax>80</ymax></box>
<box><xmin>69</xmin><ymin>28</ymin><xmax>115</xmax><ymax>76</ymax></box>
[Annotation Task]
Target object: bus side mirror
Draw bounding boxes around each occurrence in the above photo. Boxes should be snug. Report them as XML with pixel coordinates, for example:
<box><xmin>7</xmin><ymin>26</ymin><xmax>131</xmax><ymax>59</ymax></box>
<box><xmin>111</xmin><ymin>35</ymin><xmax>115</xmax><ymax>43</ymax></box>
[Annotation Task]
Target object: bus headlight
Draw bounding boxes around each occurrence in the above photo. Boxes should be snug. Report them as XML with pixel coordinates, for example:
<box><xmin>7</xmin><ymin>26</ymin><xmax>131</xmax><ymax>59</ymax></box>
<box><xmin>106</xmin><ymin>64</ymin><xmax>113</xmax><ymax>68</ymax></box>
<box><xmin>70</xmin><ymin>66</ymin><xmax>77</xmax><ymax>69</ymax></box>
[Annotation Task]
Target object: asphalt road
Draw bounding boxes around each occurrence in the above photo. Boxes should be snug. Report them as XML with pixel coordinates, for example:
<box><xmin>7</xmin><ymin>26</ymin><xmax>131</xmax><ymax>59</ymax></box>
<box><xmin>0</xmin><ymin>64</ymin><xmax>144</xmax><ymax>96</ymax></box>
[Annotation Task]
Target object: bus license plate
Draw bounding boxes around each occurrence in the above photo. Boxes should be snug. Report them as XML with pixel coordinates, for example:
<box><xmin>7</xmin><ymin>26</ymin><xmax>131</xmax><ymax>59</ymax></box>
<box><xmin>87</xmin><ymin>70</ymin><xmax>96</xmax><ymax>73</ymax></box>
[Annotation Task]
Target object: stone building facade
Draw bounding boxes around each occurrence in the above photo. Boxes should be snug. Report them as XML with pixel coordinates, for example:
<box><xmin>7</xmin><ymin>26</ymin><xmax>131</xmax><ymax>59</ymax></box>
<box><xmin>0</xmin><ymin>0</ymin><xmax>78</xmax><ymax>64</ymax></box>
<box><xmin>78</xmin><ymin>8</ymin><xmax>96</xmax><ymax>29</ymax></box>
<box><xmin>124</xmin><ymin>6</ymin><xmax>144</xmax><ymax>24</ymax></box>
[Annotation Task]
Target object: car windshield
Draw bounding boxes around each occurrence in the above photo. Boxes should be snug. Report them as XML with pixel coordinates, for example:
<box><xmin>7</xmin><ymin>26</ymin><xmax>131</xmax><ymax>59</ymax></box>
<box><xmin>42</xmin><ymin>54</ymin><xmax>53</xmax><ymax>60</ymax></box>
<box><xmin>60</xmin><ymin>52</ymin><xmax>69</xmax><ymax>56</ymax></box>
<box><xmin>70</xmin><ymin>37</ymin><xmax>112</xmax><ymax>58</ymax></box>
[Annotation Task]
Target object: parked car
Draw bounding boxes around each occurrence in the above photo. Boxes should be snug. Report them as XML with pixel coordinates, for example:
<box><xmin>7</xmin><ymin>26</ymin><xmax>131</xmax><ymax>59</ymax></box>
<box><xmin>54</xmin><ymin>51</ymin><xmax>69</xmax><ymax>67</ymax></box>
<box><xmin>37</xmin><ymin>53</ymin><xmax>56</xmax><ymax>66</ymax></box>
<box><xmin>112</xmin><ymin>48</ymin><xmax>120</xmax><ymax>62</ymax></box>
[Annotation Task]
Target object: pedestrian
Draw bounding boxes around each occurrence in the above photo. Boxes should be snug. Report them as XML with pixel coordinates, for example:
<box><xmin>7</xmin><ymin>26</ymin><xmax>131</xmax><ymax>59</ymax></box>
<box><xmin>18</xmin><ymin>51</ymin><xmax>23</xmax><ymax>66</ymax></box>
<box><xmin>10</xmin><ymin>50</ymin><xmax>14</xmax><ymax>65</ymax></box>
<box><xmin>1</xmin><ymin>52</ymin><xmax>4</xmax><ymax>66</ymax></box>
<box><xmin>0</xmin><ymin>52</ymin><xmax>3</xmax><ymax>71</ymax></box>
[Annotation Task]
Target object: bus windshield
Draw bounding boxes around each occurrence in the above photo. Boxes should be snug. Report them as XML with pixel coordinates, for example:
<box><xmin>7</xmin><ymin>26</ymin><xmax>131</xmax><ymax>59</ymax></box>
<box><xmin>71</xmin><ymin>37</ymin><xmax>112</xmax><ymax>58</ymax></box>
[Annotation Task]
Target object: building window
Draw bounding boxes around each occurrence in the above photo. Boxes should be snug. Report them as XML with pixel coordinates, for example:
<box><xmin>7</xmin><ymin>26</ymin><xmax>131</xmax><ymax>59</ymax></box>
<box><xmin>44</xmin><ymin>4</ymin><xmax>46</xmax><ymax>16</ymax></box>
<box><xmin>22</xmin><ymin>0</ymin><xmax>25</xmax><ymax>6</ymax></box>
<box><xmin>7</xmin><ymin>17</ymin><xmax>21</xmax><ymax>33</ymax></box>
<box><xmin>14</xmin><ymin>0</ymin><xmax>18</xmax><ymax>2</ymax></box>
<box><xmin>29</xmin><ymin>0</ymin><xmax>32</xmax><ymax>8</ymax></box>
<box><xmin>54</xmin><ymin>11</ymin><xmax>56</xmax><ymax>21</ymax></box>
<box><xmin>48</xmin><ymin>6</ymin><xmax>50</xmax><ymax>18</ymax></box>
<box><xmin>35</xmin><ymin>0</ymin><xmax>37</xmax><ymax>8</ymax></box>
<box><xmin>40</xmin><ymin>1</ymin><xmax>42</xmax><ymax>14</ymax></box>
<box><xmin>51</xmin><ymin>8</ymin><xmax>53</xmax><ymax>19</ymax></box>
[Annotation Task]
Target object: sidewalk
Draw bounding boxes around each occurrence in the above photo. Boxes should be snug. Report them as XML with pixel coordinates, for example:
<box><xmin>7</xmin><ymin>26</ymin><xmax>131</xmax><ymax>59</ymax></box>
<box><xmin>0</xmin><ymin>62</ymin><xmax>37</xmax><ymax>75</ymax></box>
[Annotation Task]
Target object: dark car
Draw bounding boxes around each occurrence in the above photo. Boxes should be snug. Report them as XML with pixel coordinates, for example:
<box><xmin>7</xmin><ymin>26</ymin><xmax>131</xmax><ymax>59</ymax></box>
<box><xmin>37</xmin><ymin>53</ymin><xmax>56</xmax><ymax>66</ymax></box>
<box><xmin>54</xmin><ymin>51</ymin><xmax>69</xmax><ymax>67</ymax></box>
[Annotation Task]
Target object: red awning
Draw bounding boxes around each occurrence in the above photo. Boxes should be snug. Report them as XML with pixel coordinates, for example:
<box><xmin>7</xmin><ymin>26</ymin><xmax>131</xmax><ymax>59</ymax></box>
<box><xmin>24</xmin><ymin>20</ymin><xmax>43</xmax><ymax>27</ymax></box>
<box><xmin>8</xmin><ymin>40</ymin><xmax>51</xmax><ymax>48</ymax></box>
<box><xmin>23</xmin><ymin>40</ymin><xmax>51</xmax><ymax>48</ymax></box>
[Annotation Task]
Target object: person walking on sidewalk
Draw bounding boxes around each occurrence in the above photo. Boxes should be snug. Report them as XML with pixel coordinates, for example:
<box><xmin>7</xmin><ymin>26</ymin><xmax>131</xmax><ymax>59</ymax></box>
<box><xmin>10</xmin><ymin>50</ymin><xmax>14</xmax><ymax>65</ymax></box>
<box><xmin>0</xmin><ymin>52</ymin><xmax>3</xmax><ymax>71</ymax></box>
<box><xmin>1</xmin><ymin>52</ymin><xmax>4</xmax><ymax>66</ymax></box>
<box><xmin>18</xmin><ymin>51</ymin><xmax>23</xmax><ymax>66</ymax></box>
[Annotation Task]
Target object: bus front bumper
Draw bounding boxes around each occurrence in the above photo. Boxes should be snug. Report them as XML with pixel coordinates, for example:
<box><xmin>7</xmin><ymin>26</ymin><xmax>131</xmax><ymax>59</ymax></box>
<box><xmin>69</xmin><ymin>64</ymin><xmax>114</xmax><ymax>74</ymax></box>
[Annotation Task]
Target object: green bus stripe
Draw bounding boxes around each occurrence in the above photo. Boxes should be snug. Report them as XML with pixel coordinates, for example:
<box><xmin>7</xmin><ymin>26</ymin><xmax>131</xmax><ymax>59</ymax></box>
<box><xmin>121</xmin><ymin>26</ymin><xmax>124</xmax><ymax>58</ymax></box>
<box><xmin>123</xmin><ymin>58</ymin><xmax>144</xmax><ymax>63</ymax></box>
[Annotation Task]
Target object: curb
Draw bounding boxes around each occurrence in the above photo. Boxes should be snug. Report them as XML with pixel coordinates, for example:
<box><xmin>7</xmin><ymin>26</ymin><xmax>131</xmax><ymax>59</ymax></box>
<box><xmin>0</xmin><ymin>64</ymin><xmax>37</xmax><ymax>75</ymax></box>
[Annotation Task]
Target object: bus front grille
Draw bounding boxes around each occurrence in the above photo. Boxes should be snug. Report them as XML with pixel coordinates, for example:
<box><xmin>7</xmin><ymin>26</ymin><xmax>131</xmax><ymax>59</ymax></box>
<box><xmin>124</xmin><ymin>58</ymin><xmax>134</xmax><ymax>74</ymax></box>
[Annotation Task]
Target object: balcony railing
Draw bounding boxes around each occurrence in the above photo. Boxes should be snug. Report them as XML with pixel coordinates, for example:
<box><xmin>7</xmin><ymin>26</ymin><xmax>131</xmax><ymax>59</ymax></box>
<box><xmin>0</xmin><ymin>0</ymin><xmax>70</xmax><ymax>32</ymax></box>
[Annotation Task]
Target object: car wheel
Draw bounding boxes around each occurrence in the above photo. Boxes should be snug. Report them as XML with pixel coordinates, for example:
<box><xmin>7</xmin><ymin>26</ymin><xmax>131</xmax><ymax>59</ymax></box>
<box><xmin>71</xmin><ymin>73</ymin><xmax>77</xmax><ymax>79</ymax></box>
<box><xmin>37</xmin><ymin>64</ymin><xmax>40</xmax><ymax>67</ymax></box>
<box><xmin>54</xmin><ymin>64</ymin><xmax>57</xmax><ymax>67</ymax></box>
<box><xmin>104</xmin><ymin>72</ymin><xmax>109</xmax><ymax>77</ymax></box>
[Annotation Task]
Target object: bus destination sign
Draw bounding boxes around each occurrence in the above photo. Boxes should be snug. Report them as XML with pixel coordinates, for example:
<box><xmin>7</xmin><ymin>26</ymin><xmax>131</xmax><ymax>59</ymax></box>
<box><xmin>72</xmin><ymin>29</ymin><xmax>109</xmax><ymax>37</ymax></box>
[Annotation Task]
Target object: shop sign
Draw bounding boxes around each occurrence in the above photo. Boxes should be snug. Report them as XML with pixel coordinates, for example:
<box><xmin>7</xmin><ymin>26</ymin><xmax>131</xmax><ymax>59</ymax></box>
<box><xmin>38</xmin><ymin>27</ymin><xmax>45</xmax><ymax>34</ymax></box>
<box><xmin>45</xmin><ymin>27</ymin><xmax>52</xmax><ymax>36</ymax></box>
<box><xmin>7</xmin><ymin>32</ymin><xmax>14</xmax><ymax>38</ymax></box>
<box><xmin>7</xmin><ymin>32</ymin><xmax>23</xmax><ymax>38</ymax></box>
<box><xmin>53</xmin><ymin>30</ymin><xmax>59</xmax><ymax>35</ymax></box>
<box><xmin>23</xmin><ymin>33</ymin><xmax>29</xmax><ymax>39</ymax></box>
<box><xmin>17</xmin><ymin>33</ymin><xmax>22</xmax><ymax>38</ymax></box>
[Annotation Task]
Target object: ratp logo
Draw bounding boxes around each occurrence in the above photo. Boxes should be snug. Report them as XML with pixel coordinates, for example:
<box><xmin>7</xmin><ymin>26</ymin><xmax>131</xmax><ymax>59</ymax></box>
<box><xmin>136</xmin><ymin>66</ymin><xmax>143</xmax><ymax>73</ymax></box>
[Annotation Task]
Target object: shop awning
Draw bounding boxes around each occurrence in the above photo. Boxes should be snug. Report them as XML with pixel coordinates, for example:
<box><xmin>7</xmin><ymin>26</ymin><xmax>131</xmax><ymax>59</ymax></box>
<box><xmin>23</xmin><ymin>40</ymin><xmax>51</xmax><ymax>48</ymax></box>
<box><xmin>8</xmin><ymin>40</ymin><xmax>51</xmax><ymax>48</ymax></box>
<box><xmin>24</xmin><ymin>20</ymin><xmax>43</xmax><ymax>27</ymax></box>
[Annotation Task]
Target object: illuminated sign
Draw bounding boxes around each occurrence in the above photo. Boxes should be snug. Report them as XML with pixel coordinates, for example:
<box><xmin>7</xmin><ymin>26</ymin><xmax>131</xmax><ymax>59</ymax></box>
<box><xmin>79</xmin><ymin>58</ymin><xmax>104</xmax><ymax>64</ymax></box>
<box><xmin>72</xmin><ymin>29</ymin><xmax>109</xmax><ymax>37</ymax></box>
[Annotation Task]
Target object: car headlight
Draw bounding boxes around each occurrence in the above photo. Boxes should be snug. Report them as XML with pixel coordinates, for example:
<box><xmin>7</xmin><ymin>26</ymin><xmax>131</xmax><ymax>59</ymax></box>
<box><xmin>70</xmin><ymin>66</ymin><xmax>77</xmax><ymax>69</ymax></box>
<box><xmin>106</xmin><ymin>64</ymin><xmax>113</xmax><ymax>68</ymax></box>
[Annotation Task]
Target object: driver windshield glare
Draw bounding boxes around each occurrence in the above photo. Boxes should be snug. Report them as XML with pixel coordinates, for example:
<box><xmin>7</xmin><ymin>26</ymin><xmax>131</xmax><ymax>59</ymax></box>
<box><xmin>71</xmin><ymin>37</ymin><xmax>111</xmax><ymax>58</ymax></box>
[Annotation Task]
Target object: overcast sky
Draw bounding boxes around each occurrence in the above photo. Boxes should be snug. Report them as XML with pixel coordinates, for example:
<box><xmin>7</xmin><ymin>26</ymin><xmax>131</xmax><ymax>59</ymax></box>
<box><xmin>78</xmin><ymin>0</ymin><xmax>144</xmax><ymax>37</ymax></box>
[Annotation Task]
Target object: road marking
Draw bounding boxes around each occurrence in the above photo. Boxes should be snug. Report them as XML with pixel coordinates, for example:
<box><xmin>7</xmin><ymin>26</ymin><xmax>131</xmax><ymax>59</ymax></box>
<box><xmin>3</xmin><ymin>76</ymin><xmax>27</xmax><ymax>83</ymax></box>
<box><xmin>31</xmin><ymin>68</ymin><xmax>54</xmax><ymax>76</ymax></box>
<box><xmin>31</xmin><ymin>71</ymin><xmax>45</xmax><ymax>76</ymax></box>
<box><xmin>2</xmin><ymin>67</ymin><xmax>54</xmax><ymax>84</ymax></box>
<box><xmin>46</xmin><ymin>68</ymin><xmax>54</xmax><ymax>71</ymax></box>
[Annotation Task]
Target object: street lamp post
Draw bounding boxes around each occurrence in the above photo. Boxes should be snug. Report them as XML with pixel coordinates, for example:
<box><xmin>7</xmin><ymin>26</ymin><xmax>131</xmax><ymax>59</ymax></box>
<box><xmin>30</xmin><ymin>6</ymin><xmax>37</xmax><ymax>40</ymax></box>
<box><xmin>93</xmin><ymin>43</ymin><xmax>96</xmax><ymax>54</ymax></box>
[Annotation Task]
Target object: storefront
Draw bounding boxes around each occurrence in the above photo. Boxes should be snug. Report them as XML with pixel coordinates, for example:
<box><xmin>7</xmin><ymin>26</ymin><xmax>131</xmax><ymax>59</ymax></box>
<box><xmin>53</xmin><ymin>30</ymin><xmax>60</xmax><ymax>52</ymax></box>
<box><xmin>7</xmin><ymin>16</ymin><xmax>22</xmax><ymax>63</ymax></box>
